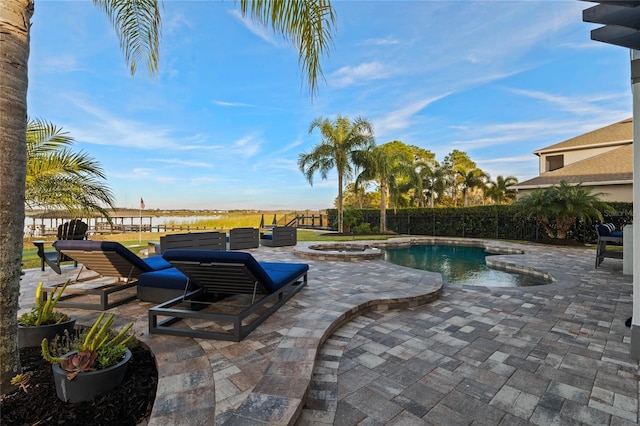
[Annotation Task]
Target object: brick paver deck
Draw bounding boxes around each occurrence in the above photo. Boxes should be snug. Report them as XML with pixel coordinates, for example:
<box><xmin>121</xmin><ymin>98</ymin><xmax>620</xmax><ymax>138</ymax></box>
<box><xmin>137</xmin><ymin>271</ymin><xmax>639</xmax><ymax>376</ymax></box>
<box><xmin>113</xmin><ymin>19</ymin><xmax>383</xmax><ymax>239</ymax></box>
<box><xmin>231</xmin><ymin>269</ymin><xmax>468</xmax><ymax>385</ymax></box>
<box><xmin>19</xmin><ymin>237</ymin><xmax>638</xmax><ymax>425</ymax></box>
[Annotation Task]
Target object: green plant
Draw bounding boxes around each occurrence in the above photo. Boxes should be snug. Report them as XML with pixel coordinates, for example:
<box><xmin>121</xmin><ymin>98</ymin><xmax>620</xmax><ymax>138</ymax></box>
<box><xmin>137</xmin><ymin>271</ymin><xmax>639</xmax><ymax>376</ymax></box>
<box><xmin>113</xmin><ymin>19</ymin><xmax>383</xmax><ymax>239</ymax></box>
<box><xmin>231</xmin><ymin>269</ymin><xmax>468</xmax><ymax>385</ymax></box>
<box><xmin>17</xmin><ymin>281</ymin><xmax>70</xmax><ymax>327</ymax></box>
<box><xmin>41</xmin><ymin>313</ymin><xmax>134</xmax><ymax>380</ymax></box>
<box><xmin>516</xmin><ymin>181</ymin><xmax>613</xmax><ymax>239</ymax></box>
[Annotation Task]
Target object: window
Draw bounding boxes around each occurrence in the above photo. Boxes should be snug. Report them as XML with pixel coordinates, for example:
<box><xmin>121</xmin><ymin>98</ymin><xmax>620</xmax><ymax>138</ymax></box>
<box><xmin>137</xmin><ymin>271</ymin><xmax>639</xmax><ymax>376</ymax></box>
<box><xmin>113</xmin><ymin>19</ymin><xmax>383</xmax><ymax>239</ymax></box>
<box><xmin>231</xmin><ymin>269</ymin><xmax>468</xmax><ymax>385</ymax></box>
<box><xmin>546</xmin><ymin>155</ymin><xmax>564</xmax><ymax>172</ymax></box>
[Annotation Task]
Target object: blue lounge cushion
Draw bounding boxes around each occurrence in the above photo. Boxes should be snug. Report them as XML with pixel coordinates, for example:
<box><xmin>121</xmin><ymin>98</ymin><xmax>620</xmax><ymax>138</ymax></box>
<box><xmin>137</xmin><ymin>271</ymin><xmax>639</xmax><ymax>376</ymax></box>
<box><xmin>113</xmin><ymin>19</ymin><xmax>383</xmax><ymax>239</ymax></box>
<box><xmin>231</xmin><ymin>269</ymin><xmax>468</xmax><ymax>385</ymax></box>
<box><xmin>54</xmin><ymin>240</ymin><xmax>172</xmax><ymax>272</ymax></box>
<box><xmin>610</xmin><ymin>231</ymin><xmax>623</xmax><ymax>238</ymax></box>
<box><xmin>138</xmin><ymin>267</ymin><xmax>195</xmax><ymax>291</ymax></box>
<box><xmin>162</xmin><ymin>249</ymin><xmax>308</xmax><ymax>293</ymax></box>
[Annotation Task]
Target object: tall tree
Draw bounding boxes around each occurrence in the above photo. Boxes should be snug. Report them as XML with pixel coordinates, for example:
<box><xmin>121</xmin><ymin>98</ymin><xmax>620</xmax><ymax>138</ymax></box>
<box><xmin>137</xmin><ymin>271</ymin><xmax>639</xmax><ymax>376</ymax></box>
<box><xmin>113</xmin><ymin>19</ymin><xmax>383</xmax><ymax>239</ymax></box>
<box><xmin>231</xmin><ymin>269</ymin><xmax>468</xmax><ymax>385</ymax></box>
<box><xmin>442</xmin><ymin>150</ymin><xmax>477</xmax><ymax>205</ymax></box>
<box><xmin>1</xmin><ymin>0</ymin><xmax>335</xmax><ymax>393</ymax></box>
<box><xmin>354</xmin><ymin>142</ymin><xmax>417</xmax><ymax>233</ymax></box>
<box><xmin>299</xmin><ymin>115</ymin><xmax>375</xmax><ymax>233</ymax></box>
<box><xmin>486</xmin><ymin>175</ymin><xmax>518</xmax><ymax>205</ymax></box>
<box><xmin>26</xmin><ymin>118</ymin><xmax>116</xmax><ymax>218</ymax></box>
<box><xmin>457</xmin><ymin>168</ymin><xmax>488</xmax><ymax>207</ymax></box>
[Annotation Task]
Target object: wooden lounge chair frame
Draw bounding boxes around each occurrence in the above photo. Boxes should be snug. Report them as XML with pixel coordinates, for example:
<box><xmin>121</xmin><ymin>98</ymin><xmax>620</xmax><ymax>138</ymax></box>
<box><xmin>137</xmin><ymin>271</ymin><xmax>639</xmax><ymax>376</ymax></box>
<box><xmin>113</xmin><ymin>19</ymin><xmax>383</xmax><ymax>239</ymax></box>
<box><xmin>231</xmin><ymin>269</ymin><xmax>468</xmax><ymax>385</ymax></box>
<box><xmin>42</xmin><ymin>240</ymin><xmax>171</xmax><ymax>310</ymax></box>
<box><xmin>149</xmin><ymin>250</ymin><xmax>308</xmax><ymax>341</ymax></box>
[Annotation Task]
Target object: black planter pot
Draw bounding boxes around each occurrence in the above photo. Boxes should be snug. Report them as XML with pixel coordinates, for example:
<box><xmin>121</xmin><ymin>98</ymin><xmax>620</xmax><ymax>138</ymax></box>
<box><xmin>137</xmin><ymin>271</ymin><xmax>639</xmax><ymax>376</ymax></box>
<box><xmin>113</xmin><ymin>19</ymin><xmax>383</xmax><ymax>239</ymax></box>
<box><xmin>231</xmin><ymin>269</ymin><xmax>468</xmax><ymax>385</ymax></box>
<box><xmin>52</xmin><ymin>349</ymin><xmax>132</xmax><ymax>403</ymax></box>
<box><xmin>18</xmin><ymin>318</ymin><xmax>77</xmax><ymax>348</ymax></box>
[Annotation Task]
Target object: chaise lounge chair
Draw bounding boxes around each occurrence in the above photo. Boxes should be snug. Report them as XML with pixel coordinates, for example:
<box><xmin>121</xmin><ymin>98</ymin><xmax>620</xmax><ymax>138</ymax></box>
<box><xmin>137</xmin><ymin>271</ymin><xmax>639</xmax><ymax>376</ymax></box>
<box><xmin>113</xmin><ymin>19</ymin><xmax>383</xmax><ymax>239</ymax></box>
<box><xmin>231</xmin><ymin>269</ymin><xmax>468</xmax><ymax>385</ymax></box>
<box><xmin>43</xmin><ymin>240</ymin><xmax>173</xmax><ymax>310</ymax></box>
<box><xmin>149</xmin><ymin>249</ymin><xmax>309</xmax><ymax>341</ymax></box>
<box><xmin>137</xmin><ymin>231</ymin><xmax>226</xmax><ymax>303</ymax></box>
<box><xmin>33</xmin><ymin>219</ymin><xmax>88</xmax><ymax>274</ymax></box>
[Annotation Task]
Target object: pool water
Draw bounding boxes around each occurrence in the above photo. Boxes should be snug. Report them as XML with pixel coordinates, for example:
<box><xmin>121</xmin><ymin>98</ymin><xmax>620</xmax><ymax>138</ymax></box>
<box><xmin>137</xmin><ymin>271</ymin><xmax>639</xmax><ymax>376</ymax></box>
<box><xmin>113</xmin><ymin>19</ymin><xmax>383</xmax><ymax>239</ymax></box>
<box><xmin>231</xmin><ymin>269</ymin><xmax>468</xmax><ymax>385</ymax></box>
<box><xmin>384</xmin><ymin>244</ymin><xmax>547</xmax><ymax>287</ymax></box>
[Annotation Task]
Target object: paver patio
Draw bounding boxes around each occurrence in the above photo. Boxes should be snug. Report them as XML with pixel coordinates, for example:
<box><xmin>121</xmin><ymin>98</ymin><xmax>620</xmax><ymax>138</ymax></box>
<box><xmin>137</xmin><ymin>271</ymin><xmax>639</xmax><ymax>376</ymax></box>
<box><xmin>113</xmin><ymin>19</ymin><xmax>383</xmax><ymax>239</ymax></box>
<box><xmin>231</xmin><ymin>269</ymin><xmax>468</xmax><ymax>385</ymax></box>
<box><xmin>18</xmin><ymin>237</ymin><xmax>638</xmax><ymax>425</ymax></box>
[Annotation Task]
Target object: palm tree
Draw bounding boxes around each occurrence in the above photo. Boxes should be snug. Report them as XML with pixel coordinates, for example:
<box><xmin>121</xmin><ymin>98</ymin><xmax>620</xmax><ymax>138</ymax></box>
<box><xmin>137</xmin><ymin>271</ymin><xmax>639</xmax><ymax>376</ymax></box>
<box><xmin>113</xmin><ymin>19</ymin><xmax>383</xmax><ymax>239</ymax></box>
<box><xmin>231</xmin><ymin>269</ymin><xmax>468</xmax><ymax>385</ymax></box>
<box><xmin>354</xmin><ymin>144</ymin><xmax>417</xmax><ymax>233</ymax></box>
<box><xmin>486</xmin><ymin>175</ymin><xmax>518</xmax><ymax>204</ymax></box>
<box><xmin>26</xmin><ymin>118</ymin><xmax>116</xmax><ymax>218</ymax></box>
<box><xmin>517</xmin><ymin>181</ymin><xmax>612</xmax><ymax>239</ymax></box>
<box><xmin>420</xmin><ymin>164</ymin><xmax>447</xmax><ymax>207</ymax></box>
<box><xmin>457</xmin><ymin>168</ymin><xmax>488</xmax><ymax>207</ymax></box>
<box><xmin>299</xmin><ymin>116</ymin><xmax>375</xmax><ymax>233</ymax></box>
<box><xmin>1</xmin><ymin>0</ymin><xmax>336</xmax><ymax>393</ymax></box>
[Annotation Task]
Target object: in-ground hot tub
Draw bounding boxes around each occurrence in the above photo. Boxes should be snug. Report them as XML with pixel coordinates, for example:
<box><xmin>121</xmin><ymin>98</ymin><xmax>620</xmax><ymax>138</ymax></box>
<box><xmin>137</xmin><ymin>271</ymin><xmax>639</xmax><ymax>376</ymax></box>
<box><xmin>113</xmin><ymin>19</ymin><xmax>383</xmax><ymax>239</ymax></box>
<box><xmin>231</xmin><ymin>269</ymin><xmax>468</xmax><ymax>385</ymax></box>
<box><xmin>294</xmin><ymin>243</ymin><xmax>383</xmax><ymax>261</ymax></box>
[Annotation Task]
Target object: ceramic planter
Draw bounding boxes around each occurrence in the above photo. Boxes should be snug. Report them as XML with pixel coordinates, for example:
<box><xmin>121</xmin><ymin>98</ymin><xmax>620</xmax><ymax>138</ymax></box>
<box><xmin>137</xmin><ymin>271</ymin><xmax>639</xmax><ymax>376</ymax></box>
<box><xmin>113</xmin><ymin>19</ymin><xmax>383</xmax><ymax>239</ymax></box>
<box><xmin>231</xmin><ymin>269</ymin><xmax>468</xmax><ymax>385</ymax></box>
<box><xmin>52</xmin><ymin>349</ymin><xmax>132</xmax><ymax>403</ymax></box>
<box><xmin>18</xmin><ymin>318</ymin><xmax>76</xmax><ymax>348</ymax></box>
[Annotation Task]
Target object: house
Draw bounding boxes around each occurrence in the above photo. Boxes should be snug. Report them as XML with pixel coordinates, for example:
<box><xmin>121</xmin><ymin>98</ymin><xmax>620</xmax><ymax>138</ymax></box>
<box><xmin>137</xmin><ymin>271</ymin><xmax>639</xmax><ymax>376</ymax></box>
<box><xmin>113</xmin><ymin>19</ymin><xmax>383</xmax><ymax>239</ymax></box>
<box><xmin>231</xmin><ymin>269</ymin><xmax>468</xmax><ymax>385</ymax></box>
<box><xmin>514</xmin><ymin>118</ymin><xmax>633</xmax><ymax>202</ymax></box>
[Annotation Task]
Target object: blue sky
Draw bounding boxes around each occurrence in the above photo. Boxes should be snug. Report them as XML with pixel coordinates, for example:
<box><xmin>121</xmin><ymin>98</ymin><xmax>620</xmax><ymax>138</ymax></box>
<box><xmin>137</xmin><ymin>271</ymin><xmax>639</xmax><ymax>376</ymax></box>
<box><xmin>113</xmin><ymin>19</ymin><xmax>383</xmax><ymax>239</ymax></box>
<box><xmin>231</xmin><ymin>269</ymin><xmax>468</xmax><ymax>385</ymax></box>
<box><xmin>29</xmin><ymin>1</ymin><xmax>631</xmax><ymax>211</ymax></box>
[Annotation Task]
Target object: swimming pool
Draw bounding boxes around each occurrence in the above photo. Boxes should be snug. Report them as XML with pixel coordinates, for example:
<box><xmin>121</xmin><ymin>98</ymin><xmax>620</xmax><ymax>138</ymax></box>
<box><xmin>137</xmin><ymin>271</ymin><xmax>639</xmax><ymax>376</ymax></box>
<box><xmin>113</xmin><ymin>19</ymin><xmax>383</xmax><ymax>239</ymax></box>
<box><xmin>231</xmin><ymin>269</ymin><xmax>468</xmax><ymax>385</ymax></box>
<box><xmin>384</xmin><ymin>244</ymin><xmax>547</xmax><ymax>287</ymax></box>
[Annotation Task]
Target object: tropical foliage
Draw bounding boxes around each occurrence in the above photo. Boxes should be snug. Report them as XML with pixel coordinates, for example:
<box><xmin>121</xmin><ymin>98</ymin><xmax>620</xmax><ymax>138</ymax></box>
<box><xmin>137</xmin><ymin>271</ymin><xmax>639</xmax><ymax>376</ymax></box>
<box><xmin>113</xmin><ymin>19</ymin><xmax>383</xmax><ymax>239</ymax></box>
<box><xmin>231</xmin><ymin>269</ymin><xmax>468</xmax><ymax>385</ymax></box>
<box><xmin>516</xmin><ymin>181</ymin><xmax>612</xmax><ymax>239</ymax></box>
<box><xmin>299</xmin><ymin>115</ymin><xmax>375</xmax><ymax>233</ymax></box>
<box><xmin>354</xmin><ymin>142</ymin><xmax>418</xmax><ymax>232</ymax></box>
<box><xmin>17</xmin><ymin>281</ymin><xmax>70</xmax><ymax>327</ymax></box>
<box><xmin>338</xmin><ymin>141</ymin><xmax>518</xmax><ymax>211</ymax></box>
<box><xmin>1</xmin><ymin>0</ymin><xmax>336</xmax><ymax>393</ymax></box>
<box><xmin>41</xmin><ymin>313</ymin><xmax>134</xmax><ymax>379</ymax></box>
<box><xmin>26</xmin><ymin>118</ymin><xmax>116</xmax><ymax>219</ymax></box>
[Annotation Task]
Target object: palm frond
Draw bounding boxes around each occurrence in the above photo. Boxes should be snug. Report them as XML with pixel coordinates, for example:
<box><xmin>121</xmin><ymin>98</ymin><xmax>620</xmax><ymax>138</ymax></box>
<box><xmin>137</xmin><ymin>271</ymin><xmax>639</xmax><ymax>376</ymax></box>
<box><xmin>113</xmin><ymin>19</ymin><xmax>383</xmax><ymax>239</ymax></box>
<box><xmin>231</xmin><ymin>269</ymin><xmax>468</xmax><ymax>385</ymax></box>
<box><xmin>94</xmin><ymin>0</ymin><xmax>162</xmax><ymax>76</ymax></box>
<box><xmin>239</xmin><ymin>0</ymin><xmax>335</xmax><ymax>97</ymax></box>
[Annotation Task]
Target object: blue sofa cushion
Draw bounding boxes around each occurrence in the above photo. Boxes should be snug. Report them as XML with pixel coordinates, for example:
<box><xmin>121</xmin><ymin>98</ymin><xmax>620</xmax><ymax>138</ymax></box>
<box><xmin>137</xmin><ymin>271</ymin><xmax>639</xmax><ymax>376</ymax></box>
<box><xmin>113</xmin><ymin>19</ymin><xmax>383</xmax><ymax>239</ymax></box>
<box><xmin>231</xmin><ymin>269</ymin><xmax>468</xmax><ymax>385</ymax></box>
<box><xmin>597</xmin><ymin>223</ymin><xmax>616</xmax><ymax>236</ymax></box>
<box><xmin>138</xmin><ymin>267</ymin><xmax>195</xmax><ymax>291</ymax></box>
<box><xmin>53</xmin><ymin>240</ymin><xmax>172</xmax><ymax>272</ymax></box>
<box><xmin>162</xmin><ymin>249</ymin><xmax>308</xmax><ymax>293</ymax></box>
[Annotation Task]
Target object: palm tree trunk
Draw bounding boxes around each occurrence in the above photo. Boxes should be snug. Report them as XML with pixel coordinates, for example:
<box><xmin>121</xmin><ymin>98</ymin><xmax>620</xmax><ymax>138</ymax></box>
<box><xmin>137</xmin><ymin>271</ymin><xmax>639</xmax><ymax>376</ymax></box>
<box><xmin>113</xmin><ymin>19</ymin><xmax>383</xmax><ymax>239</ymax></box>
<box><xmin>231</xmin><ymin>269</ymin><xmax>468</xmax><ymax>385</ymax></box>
<box><xmin>337</xmin><ymin>172</ymin><xmax>343</xmax><ymax>233</ymax></box>
<box><xmin>380</xmin><ymin>181</ymin><xmax>387</xmax><ymax>233</ymax></box>
<box><xmin>0</xmin><ymin>0</ymin><xmax>32</xmax><ymax>394</ymax></box>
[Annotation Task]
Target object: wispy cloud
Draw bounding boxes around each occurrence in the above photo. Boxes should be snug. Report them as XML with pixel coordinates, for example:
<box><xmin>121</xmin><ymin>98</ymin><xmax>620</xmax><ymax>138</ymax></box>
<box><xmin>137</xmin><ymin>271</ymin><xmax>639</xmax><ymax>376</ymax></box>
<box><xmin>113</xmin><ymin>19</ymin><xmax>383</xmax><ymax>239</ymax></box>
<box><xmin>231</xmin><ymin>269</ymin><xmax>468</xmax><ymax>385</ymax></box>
<box><xmin>328</xmin><ymin>62</ymin><xmax>391</xmax><ymax>88</ymax></box>
<box><xmin>375</xmin><ymin>93</ymin><xmax>452</xmax><ymax>136</ymax></box>
<box><xmin>35</xmin><ymin>55</ymin><xmax>82</xmax><ymax>73</ymax></box>
<box><xmin>507</xmin><ymin>88</ymin><xmax>628</xmax><ymax>118</ymax></box>
<box><xmin>149</xmin><ymin>158</ymin><xmax>213</xmax><ymax>168</ymax></box>
<box><xmin>213</xmin><ymin>100</ymin><xmax>255</xmax><ymax>107</ymax></box>
<box><xmin>166</xmin><ymin>11</ymin><xmax>192</xmax><ymax>33</ymax></box>
<box><xmin>232</xmin><ymin>135</ymin><xmax>262</xmax><ymax>158</ymax></box>
<box><xmin>229</xmin><ymin>9</ymin><xmax>279</xmax><ymax>47</ymax></box>
<box><xmin>358</xmin><ymin>36</ymin><xmax>399</xmax><ymax>46</ymax></box>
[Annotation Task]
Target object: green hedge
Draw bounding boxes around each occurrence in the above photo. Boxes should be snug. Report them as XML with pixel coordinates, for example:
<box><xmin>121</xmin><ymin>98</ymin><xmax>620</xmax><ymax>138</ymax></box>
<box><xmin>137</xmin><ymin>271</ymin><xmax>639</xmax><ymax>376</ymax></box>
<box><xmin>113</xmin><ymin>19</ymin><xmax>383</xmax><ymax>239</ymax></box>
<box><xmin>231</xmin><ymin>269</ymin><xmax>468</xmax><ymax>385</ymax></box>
<box><xmin>327</xmin><ymin>202</ymin><xmax>633</xmax><ymax>243</ymax></box>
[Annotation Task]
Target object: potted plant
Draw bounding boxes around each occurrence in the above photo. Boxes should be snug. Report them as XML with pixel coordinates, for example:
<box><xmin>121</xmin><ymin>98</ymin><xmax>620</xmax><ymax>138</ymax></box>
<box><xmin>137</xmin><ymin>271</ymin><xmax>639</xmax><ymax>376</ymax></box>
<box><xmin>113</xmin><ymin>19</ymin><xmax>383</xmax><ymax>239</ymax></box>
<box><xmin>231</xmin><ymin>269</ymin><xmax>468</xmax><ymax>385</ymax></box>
<box><xmin>41</xmin><ymin>312</ymin><xmax>135</xmax><ymax>403</ymax></box>
<box><xmin>17</xmin><ymin>280</ymin><xmax>76</xmax><ymax>348</ymax></box>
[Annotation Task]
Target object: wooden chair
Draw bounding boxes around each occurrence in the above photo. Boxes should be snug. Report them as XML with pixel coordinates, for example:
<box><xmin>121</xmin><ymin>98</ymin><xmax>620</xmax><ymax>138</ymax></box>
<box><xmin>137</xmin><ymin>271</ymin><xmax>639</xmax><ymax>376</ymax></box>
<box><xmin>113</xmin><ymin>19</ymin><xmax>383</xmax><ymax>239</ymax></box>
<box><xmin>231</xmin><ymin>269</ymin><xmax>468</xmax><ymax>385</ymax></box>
<box><xmin>33</xmin><ymin>219</ymin><xmax>88</xmax><ymax>274</ymax></box>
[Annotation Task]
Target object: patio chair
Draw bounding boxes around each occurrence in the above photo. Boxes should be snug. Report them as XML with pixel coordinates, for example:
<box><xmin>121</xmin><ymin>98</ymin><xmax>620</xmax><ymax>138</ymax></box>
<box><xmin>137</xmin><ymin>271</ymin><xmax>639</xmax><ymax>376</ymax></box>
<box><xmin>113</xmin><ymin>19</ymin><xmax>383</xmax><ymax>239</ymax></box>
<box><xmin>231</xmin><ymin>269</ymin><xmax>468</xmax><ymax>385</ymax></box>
<box><xmin>595</xmin><ymin>223</ymin><xmax>624</xmax><ymax>268</ymax></box>
<box><xmin>160</xmin><ymin>231</ymin><xmax>226</xmax><ymax>252</ymax></box>
<box><xmin>33</xmin><ymin>219</ymin><xmax>88</xmax><ymax>274</ymax></box>
<box><xmin>42</xmin><ymin>240</ymin><xmax>173</xmax><ymax>310</ymax></box>
<box><xmin>149</xmin><ymin>249</ymin><xmax>309</xmax><ymax>341</ymax></box>
<box><xmin>260</xmin><ymin>226</ymin><xmax>297</xmax><ymax>247</ymax></box>
<box><xmin>228</xmin><ymin>227</ymin><xmax>259</xmax><ymax>250</ymax></box>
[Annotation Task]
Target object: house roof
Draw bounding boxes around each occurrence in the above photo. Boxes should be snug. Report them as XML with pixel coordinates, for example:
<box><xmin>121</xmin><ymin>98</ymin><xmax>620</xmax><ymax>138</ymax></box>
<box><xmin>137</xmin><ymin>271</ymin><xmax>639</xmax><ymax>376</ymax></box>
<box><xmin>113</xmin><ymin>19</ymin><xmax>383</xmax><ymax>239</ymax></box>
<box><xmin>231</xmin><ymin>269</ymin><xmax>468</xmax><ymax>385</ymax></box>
<box><xmin>533</xmin><ymin>118</ymin><xmax>632</xmax><ymax>155</ymax></box>
<box><xmin>515</xmin><ymin>144</ymin><xmax>633</xmax><ymax>189</ymax></box>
